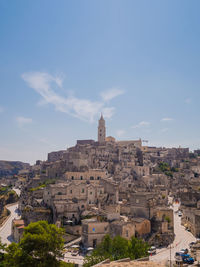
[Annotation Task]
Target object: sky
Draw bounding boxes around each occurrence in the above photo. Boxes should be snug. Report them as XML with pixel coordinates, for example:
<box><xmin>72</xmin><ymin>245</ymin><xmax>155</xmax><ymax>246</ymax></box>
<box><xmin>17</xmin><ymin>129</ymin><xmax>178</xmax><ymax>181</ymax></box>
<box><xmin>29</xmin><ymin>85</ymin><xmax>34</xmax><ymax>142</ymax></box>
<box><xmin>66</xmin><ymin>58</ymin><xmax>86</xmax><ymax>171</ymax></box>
<box><xmin>1</xmin><ymin>0</ymin><xmax>200</xmax><ymax>164</ymax></box>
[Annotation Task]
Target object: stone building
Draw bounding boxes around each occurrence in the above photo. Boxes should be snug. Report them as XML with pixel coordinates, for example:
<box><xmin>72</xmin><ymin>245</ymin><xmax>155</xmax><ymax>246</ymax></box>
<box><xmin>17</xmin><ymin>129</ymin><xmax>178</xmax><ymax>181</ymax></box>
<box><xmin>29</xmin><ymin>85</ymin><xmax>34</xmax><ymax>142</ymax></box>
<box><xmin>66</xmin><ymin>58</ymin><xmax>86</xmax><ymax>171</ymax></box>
<box><xmin>109</xmin><ymin>220</ymin><xmax>135</xmax><ymax>240</ymax></box>
<box><xmin>131</xmin><ymin>217</ymin><xmax>151</xmax><ymax>238</ymax></box>
<box><xmin>12</xmin><ymin>219</ymin><xmax>25</xmax><ymax>243</ymax></box>
<box><xmin>182</xmin><ymin>208</ymin><xmax>200</xmax><ymax>237</ymax></box>
<box><xmin>82</xmin><ymin>218</ymin><xmax>109</xmax><ymax>247</ymax></box>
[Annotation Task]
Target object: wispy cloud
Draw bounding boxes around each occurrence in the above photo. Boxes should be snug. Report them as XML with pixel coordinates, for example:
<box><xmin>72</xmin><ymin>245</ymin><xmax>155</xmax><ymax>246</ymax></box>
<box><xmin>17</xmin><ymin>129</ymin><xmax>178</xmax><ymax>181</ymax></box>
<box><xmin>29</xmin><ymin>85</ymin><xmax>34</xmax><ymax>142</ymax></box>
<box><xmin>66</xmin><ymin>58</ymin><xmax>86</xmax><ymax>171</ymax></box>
<box><xmin>116</xmin><ymin>129</ymin><xmax>126</xmax><ymax>137</ymax></box>
<box><xmin>100</xmin><ymin>88</ymin><xmax>124</xmax><ymax>102</ymax></box>
<box><xmin>16</xmin><ymin>116</ymin><xmax>33</xmax><ymax>126</ymax></box>
<box><xmin>131</xmin><ymin>121</ymin><xmax>150</xmax><ymax>129</ymax></box>
<box><xmin>161</xmin><ymin>117</ymin><xmax>174</xmax><ymax>122</ymax></box>
<box><xmin>22</xmin><ymin>72</ymin><xmax>124</xmax><ymax>122</ymax></box>
<box><xmin>185</xmin><ymin>98</ymin><xmax>192</xmax><ymax>104</ymax></box>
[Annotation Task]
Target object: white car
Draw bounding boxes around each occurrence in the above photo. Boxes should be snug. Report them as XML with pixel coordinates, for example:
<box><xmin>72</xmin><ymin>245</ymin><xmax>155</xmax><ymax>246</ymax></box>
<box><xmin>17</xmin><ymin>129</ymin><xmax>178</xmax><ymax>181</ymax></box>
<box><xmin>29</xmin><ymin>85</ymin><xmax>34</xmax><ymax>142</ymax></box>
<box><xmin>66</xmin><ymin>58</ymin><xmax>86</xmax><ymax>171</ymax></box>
<box><xmin>71</xmin><ymin>250</ymin><xmax>79</xmax><ymax>256</ymax></box>
<box><xmin>148</xmin><ymin>246</ymin><xmax>156</xmax><ymax>255</ymax></box>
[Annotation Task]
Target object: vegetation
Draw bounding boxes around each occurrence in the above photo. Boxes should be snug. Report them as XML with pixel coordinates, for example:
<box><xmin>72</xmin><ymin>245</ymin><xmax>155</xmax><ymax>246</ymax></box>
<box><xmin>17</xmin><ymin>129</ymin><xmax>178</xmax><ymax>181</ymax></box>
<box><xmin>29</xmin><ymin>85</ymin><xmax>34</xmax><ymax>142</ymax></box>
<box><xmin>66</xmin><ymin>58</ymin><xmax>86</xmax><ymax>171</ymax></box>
<box><xmin>0</xmin><ymin>221</ymin><xmax>73</xmax><ymax>267</ymax></box>
<box><xmin>164</xmin><ymin>216</ymin><xmax>171</xmax><ymax>224</ymax></box>
<box><xmin>83</xmin><ymin>234</ymin><xmax>149</xmax><ymax>267</ymax></box>
<box><xmin>29</xmin><ymin>179</ymin><xmax>56</xmax><ymax>192</ymax></box>
<box><xmin>158</xmin><ymin>162</ymin><xmax>179</xmax><ymax>178</ymax></box>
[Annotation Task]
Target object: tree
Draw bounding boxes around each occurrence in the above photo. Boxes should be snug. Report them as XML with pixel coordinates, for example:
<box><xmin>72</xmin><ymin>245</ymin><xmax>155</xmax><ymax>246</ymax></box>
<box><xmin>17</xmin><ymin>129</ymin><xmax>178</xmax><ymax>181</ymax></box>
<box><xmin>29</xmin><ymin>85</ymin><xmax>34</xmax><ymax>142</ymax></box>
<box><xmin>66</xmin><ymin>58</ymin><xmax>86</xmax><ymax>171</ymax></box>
<box><xmin>83</xmin><ymin>234</ymin><xmax>149</xmax><ymax>267</ymax></box>
<box><xmin>128</xmin><ymin>237</ymin><xmax>149</xmax><ymax>260</ymax></box>
<box><xmin>112</xmin><ymin>236</ymin><xmax>129</xmax><ymax>260</ymax></box>
<box><xmin>3</xmin><ymin>221</ymin><xmax>70</xmax><ymax>267</ymax></box>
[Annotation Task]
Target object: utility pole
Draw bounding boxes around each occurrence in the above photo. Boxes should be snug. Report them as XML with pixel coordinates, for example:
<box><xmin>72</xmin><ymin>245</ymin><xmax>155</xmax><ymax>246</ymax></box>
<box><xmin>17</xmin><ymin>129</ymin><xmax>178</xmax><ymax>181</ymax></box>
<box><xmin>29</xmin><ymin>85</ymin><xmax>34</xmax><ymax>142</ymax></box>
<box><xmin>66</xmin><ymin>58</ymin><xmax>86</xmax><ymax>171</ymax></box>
<box><xmin>170</xmin><ymin>243</ymin><xmax>172</xmax><ymax>267</ymax></box>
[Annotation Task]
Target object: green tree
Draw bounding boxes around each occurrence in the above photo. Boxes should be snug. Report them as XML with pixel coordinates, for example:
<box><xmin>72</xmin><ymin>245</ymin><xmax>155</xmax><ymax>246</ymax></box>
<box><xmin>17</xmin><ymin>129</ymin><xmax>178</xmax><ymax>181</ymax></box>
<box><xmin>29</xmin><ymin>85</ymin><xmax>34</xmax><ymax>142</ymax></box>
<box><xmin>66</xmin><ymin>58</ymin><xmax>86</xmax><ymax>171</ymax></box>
<box><xmin>93</xmin><ymin>234</ymin><xmax>113</xmax><ymax>258</ymax></box>
<box><xmin>3</xmin><ymin>220</ymin><xmax>70</xmax><ymax>267</ymax></box>
<box><xmin>128</xmin><ymin>237</ymin><xmax>149</xmax><ymax>260</ymax></box>
<box><xmin>112</xmin><ymin>236</ymin><xmax>129</xmax><ymax>260</ymax></box>
<box><xmin>83</xmin><ymin>234</ymin><xmax>149</xmax><ymax>267</ymax></box>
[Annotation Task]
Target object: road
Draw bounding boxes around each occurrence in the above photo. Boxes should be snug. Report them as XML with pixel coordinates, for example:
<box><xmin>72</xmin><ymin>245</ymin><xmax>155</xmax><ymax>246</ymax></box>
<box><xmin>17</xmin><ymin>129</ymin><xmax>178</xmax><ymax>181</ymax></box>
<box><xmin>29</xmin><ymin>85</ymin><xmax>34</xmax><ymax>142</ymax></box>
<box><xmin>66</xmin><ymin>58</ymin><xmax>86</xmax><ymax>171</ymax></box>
<box><xmin>150</xmin><ymin>202</ymin><xmax>196</xmax><ymax>264</ymax></box>
<box><xmin>0</xmin><ymin>203</ymin><xmax>20</xmax><ymax>245</ymax></box>
<box><xmin>63</xmin><ymin>252</ymin><xmax>84</xmax><ymax>266</ymax></box>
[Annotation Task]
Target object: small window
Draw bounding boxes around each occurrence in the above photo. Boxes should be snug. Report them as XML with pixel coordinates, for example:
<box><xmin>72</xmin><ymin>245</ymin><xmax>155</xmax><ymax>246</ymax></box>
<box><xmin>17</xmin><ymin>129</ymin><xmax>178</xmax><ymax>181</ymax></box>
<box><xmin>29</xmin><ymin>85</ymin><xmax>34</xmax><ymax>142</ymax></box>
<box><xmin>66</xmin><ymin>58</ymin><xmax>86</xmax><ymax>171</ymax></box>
<box><xmin>100</xmin><ymin>190</ymin><xmax>102</xmax><ymax>194</ymax></box>
<box><xmin>90</xmin><ymin>176</ymin><xmax>94</xmax><ymax>180</ymax></box>
<box><xmin>136</xmin><ymin>199</ymin><xmax>139</xmax><ymax>204</ymax></box>
<box><xmin>71</xmin><ymin>176</ymin><xmax>74</xmax><ymax>180</ymax></box>
<box><xmin>82</xmin><ymin>189</ymin><xmax>85</xmax><ymax>193</ymax></box>
<box><xmin>70</xmin><ymin>190</ymin><xmax>72</xmax><ymax>194</ymax></box>
<box><xmin>97</xmin><ymin>176</ymin><xmax>100</xmax><ymax>180</ymax></box>
<box><xmin>90</xmin><ymin>191</ymin><xmax>92</xmax><ymax>195</ymax></box>
<box><xmin>81</xmin><ymin>205</ymin><xmax>84</xmax><ymax>208</ymax></box>
<box><xmin>80</xmin><ymin>176</ymin><xmax>83</xmax><ymax>180</ymax></box>
<box><xmin>126</xmin><ymin>230</ymin><xmax>129</xmax><ymax>237</ymax></box>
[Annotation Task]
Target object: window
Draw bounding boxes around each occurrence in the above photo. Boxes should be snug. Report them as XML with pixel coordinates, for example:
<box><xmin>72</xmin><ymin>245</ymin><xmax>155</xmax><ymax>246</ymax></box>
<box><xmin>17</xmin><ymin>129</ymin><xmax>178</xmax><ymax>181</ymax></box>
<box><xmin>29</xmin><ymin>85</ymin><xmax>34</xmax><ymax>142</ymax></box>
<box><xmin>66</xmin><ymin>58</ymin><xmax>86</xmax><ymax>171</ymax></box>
<box><xmin>81</xmin><ymin>205</ymin><xmax>84</xmax><ymax>209</ymax></box>
<box><xmin>126</xmin><ymin>230</ymin><xmax>129</xmax><ymax>237</ymax></box>
<box><xmin>80</xmin><ymin>176</ymin><xmax>83</xmax><ymax>180</ymax></box>
<box><xmin>82</xmin><ymin>189</ymin><xmax>85</xmax><ymax>193</ymax></box>
<box><xmin>71</xmin><ymin>176</ymin><xmax>74</xmax><ymax>180</ymax></box>
<box><xmin>100</xmin><ymin>190</ymin><xmax>102</xmax><ymax>194</ymax></box>
<box><xmin>70</xmin><ymin>190</ymin><xmax>72</xmax><ymax>194</ymax></box>
<box><xmin>90</xmin><ymin>176</ymin><xmax>94</xmax><ymax>180</ymax></box>
<box><xmin>97</xmin><ymin>176</ymin><xmax>101</xmax><ymax>180</ymax></box>
<box><xmin>90</xmin><ymin>191</ymin><xmax>92</xmax><ymax>195</ymax></box>
<box><xmin>136</xmin><ymin>199</ymin><xmax>139</xmax><ymax>204</ymax></box>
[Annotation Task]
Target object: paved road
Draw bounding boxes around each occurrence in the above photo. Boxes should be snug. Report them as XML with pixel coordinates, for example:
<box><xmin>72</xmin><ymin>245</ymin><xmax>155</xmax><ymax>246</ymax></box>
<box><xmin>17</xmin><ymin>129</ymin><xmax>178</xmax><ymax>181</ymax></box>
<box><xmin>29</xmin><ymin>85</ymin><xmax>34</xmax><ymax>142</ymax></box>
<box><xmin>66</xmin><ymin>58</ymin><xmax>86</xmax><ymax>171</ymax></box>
<box><xmin>0</xmin><ymin>203</ymin><xmax>20</xmax><ymax>245</ymax></box>
<box><xmin>150</xmin><ymin>202</ymin><xmax>196</xmax><ymax>264</ymax></box>
<box><xmin>63</xmin><ymin>252</ymin><xmax>84</xmax><ymax>266</ymax></box>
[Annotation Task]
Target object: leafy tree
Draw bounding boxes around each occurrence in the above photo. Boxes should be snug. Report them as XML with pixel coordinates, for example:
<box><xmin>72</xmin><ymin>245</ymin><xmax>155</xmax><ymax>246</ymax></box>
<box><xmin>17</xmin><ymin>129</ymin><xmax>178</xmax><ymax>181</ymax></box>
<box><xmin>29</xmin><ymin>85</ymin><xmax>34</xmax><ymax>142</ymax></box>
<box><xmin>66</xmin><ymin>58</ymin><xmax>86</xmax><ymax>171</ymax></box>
<box><xmin>93</xmin><ymin>234</ymin><xmax>113</xmax><ymax>258</ymax></box>
<box><xmin>128</xmin><ymin>237</ymin><xmax>149</xmax><ymax>260</ymax></box>
<box><xmin>3</xmin><ymin>221</ymin><xmax>70</xmax><ymax>267</ymax></box>
<box><xmin>112</xmin><ymin>236</ymin><xmax>129</xmax><ymax>260</ymax></box>
<box><xmin>83</xmin><ymin>234</ymin><xmax>149</xmax><ymax>267</ymax></box>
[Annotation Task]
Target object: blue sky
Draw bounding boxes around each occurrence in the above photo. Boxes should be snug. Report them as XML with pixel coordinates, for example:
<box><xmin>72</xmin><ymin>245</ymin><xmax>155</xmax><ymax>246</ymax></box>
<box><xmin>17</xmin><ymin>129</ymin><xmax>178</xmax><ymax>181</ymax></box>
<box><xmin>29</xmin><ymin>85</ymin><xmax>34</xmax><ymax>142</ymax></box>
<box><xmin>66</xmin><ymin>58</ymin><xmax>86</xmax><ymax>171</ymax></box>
<box><xmin>1</xmin><ymin>0</ymin><xmax>200</xmax><ymax>164</ymax></box>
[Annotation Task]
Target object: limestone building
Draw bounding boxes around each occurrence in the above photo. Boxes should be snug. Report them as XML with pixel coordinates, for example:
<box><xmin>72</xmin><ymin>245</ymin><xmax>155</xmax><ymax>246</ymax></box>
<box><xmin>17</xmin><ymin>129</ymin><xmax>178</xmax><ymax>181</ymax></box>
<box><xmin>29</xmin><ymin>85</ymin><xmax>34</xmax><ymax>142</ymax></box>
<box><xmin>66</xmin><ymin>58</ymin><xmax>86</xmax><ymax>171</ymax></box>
<box><xmin>98</xmin><ymin>114</ymin><xmax>106</xmax><ymax>143</ymax></box>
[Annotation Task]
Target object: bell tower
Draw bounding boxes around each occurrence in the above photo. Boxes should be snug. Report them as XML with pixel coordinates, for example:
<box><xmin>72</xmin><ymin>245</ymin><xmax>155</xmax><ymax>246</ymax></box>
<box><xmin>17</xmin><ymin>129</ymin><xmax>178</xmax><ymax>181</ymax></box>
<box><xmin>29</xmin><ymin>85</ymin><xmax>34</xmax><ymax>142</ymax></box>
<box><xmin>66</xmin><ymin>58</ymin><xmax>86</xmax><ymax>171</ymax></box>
<box><xmin>98</xmin><ymin>114</ymin><xmax>106</xmax><ymax>143</ymax></box>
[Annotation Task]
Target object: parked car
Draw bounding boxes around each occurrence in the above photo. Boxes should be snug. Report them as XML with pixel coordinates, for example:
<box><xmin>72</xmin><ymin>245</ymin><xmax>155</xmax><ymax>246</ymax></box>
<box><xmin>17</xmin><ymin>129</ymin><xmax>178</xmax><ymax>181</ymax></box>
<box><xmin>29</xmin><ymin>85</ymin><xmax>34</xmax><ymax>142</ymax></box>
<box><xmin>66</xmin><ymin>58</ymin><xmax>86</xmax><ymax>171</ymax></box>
<box><xmin>180</xmin><ymin>249</ymin><xmax>186</xmax><ymax>254</ymax></box>
<box><xmin>71</xmin><ymin>250</ymin><xmax>79</xmax><ymax>256</ymax></box>
<box><xmin>148</xmin><ymin>246</ymin><xmax>156</xmax><ymax>255</ymax></box>
<box><xmin>181</xmin><ymin>254</ymin><xmax>194</xmax><ymax>264</ymax></box>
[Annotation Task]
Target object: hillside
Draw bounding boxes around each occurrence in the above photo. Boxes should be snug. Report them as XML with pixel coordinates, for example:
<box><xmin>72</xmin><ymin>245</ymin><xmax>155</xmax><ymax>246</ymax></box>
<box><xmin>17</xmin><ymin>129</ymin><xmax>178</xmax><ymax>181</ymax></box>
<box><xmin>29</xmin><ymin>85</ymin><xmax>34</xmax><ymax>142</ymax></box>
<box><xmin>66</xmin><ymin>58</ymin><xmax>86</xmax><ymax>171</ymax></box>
<box><xmin>0</xmin><ymin>161</ymin><xmax>30</xmax><ymax>178</ymax></box>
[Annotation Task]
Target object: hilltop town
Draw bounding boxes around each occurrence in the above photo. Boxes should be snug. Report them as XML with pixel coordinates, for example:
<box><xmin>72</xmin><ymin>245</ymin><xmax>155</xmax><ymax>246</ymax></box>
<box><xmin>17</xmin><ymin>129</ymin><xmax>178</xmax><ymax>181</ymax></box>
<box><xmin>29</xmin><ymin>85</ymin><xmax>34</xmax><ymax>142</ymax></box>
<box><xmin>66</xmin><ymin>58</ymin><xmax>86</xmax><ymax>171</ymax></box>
<box><xmin>2</xmin><ymin>115</ymin><xmax>200</xmax><ymax>265</ymax></box>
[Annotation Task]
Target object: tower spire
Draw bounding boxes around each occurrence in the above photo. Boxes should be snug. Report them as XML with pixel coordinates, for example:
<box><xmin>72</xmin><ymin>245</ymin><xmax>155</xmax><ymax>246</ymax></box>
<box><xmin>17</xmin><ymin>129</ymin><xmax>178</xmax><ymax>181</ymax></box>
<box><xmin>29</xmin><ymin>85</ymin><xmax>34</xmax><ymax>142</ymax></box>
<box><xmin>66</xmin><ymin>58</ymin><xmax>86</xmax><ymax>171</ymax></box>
<box><xmin>98</xmin><ymin>114</ymin><xmax>106</xmax><ymax>143</ymax></box>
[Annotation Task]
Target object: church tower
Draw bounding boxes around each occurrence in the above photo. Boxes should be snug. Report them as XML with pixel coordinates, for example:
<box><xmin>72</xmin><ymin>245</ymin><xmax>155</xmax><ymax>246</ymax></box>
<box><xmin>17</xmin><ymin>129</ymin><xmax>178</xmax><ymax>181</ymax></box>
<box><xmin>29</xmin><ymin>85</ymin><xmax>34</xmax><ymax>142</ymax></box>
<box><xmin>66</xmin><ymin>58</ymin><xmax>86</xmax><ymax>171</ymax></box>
<box><xmin>98</xmin><ymin>114</ymin><xmax>106</xmax><ymax>143</ymax></box>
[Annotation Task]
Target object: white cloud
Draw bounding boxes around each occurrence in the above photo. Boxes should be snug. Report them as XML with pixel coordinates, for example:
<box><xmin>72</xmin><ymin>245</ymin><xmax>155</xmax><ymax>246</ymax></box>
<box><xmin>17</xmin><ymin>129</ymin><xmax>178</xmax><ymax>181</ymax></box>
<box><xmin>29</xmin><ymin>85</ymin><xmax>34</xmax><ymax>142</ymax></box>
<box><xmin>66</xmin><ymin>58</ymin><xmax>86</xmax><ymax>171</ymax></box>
<box><xmin>185</xmin><ymin>98</ymin><xmax>192</xmax><ymax>104</ymax></box>
<box><xmin>131</xmin><ymin>121</ymin><xmax>150</xmax><ymax>129</ymax></box>
<box><xmin>116</xmin><ymin>129</ymin><xmax>126</xmax><ymax>137</ymax></box>
<box><xmin>22</xmin><ymin>72</ymin><xmax>123</xmax><ymax>122</ymax></box>
<box><xmin>161</xmin><ymin>117</ymin><xmax>174</xmax><ymax>122</ymax></box>
<box><xmin>100</xmin><ymin>88</ymin><xmax>124</xmax><ymax>102</ymax></box>
<box><xmin>16</xmin><ymin>116</ymin><xmax>33</xmax><ymax>126</ymax></box>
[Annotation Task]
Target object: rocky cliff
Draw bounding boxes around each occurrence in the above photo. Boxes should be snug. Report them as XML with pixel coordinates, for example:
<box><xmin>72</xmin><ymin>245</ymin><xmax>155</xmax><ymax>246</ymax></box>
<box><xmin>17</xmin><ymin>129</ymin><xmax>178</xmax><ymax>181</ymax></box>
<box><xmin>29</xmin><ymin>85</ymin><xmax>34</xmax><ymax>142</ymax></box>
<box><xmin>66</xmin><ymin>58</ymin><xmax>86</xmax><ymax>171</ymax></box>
<box><xmin>0</xmin><ymin>161</ymin><xmax>30</xmax><ymax>178</ymax></box>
